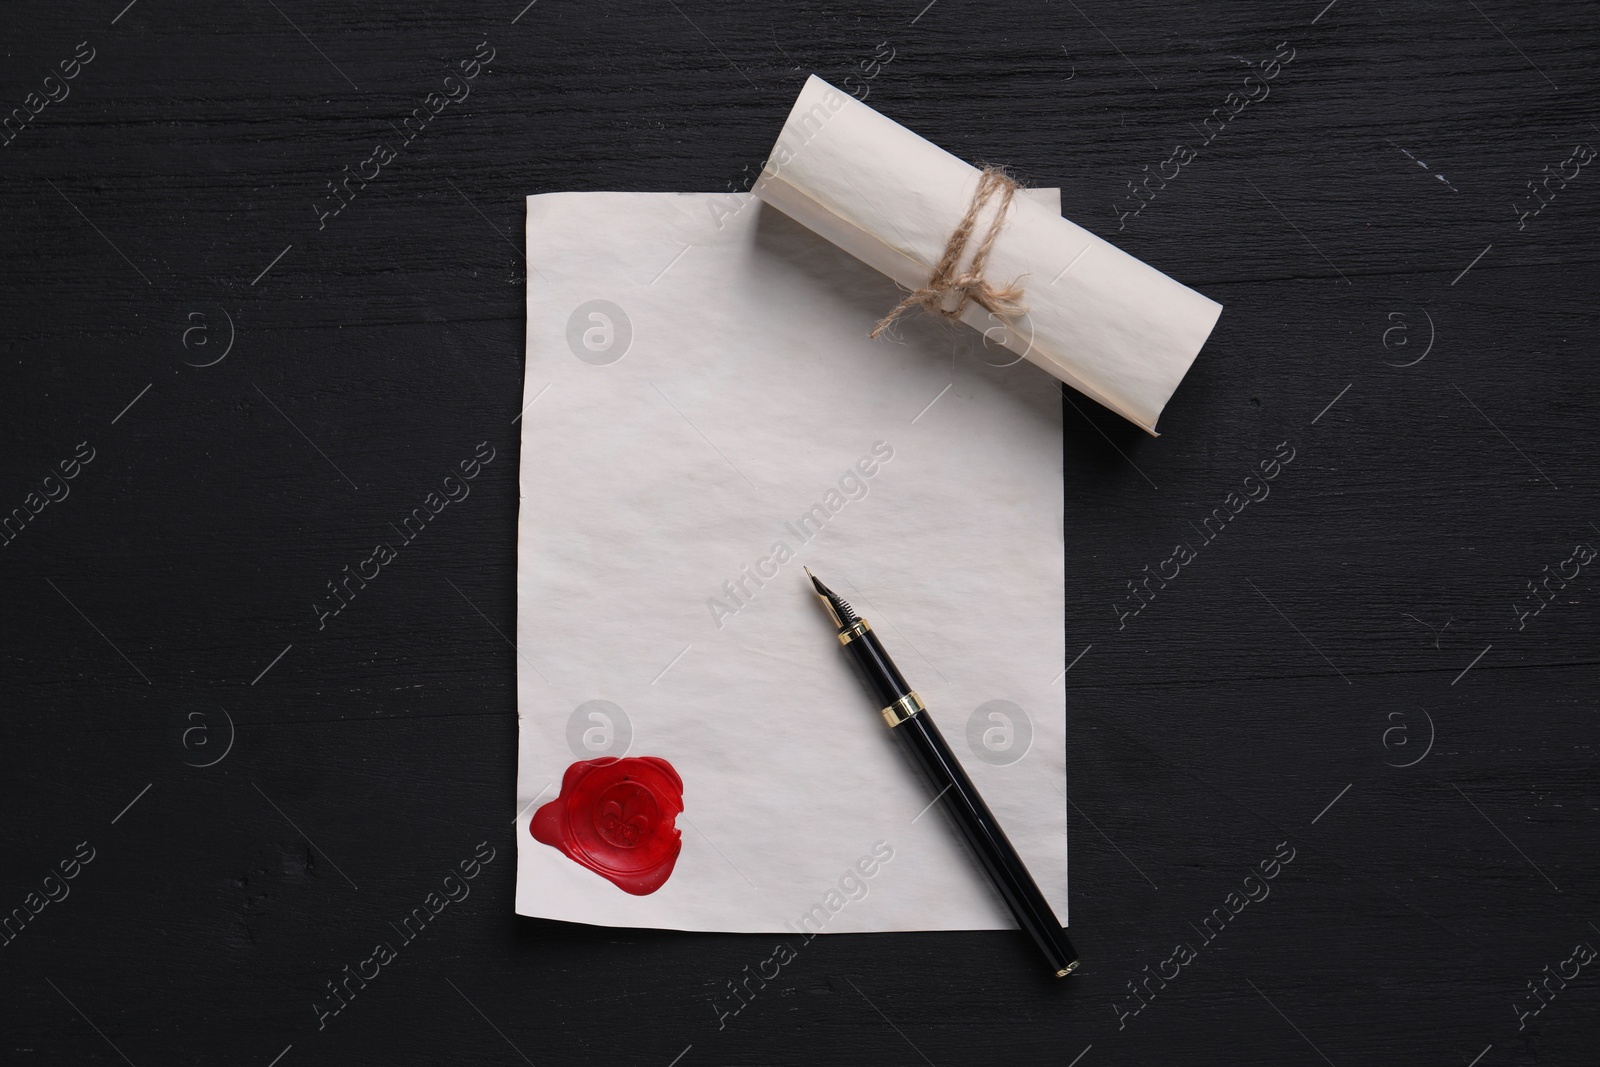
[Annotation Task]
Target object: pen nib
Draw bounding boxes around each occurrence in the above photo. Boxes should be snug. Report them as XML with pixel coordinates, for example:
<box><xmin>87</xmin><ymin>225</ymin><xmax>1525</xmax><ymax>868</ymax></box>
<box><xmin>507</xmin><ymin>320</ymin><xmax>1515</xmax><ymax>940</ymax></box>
<box><xmin>804</xmin><ymin>568</ymin><xmax>859</xmax><ymax>625</ymax></box>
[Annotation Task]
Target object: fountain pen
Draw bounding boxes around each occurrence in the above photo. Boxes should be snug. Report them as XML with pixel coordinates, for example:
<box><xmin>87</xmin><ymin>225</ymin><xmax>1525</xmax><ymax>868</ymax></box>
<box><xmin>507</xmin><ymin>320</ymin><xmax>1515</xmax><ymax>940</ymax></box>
<box><xmin>805</xmin><ymin>569</ymin><xmax>1080</xmax><ymax>977</ymax></box>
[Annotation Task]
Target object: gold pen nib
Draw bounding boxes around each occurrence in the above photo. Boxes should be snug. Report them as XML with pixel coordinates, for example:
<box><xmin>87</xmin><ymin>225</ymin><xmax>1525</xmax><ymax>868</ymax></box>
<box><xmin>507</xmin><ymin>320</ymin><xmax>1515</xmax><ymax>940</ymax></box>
<box><xmin>803</xmin><ymin>567</ymin><xmax>857</xmax><ymax>627</ymax></box>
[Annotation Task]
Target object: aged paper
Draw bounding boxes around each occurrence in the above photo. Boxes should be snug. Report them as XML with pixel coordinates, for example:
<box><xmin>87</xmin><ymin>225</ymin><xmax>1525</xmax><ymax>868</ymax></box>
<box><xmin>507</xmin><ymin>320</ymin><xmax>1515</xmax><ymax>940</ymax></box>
<box><xmin>514</xmin><ymin>189</ymin><xmax>1067</xmax><ymax>932</ymax></box>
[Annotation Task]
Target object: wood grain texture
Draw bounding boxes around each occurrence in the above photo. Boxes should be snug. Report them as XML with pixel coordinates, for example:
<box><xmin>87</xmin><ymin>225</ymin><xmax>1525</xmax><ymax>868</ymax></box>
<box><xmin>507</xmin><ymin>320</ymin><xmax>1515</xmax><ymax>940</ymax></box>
<box><xmin>1</xmin><ymin>1</ymin><xmax>1596</xmax><ymax>1064</ymax></box>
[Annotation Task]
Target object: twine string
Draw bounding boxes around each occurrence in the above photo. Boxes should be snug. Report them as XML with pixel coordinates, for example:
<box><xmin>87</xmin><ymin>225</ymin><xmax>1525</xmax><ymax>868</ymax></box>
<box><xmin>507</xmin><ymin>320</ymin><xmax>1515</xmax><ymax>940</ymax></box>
<box><xmin>870</xmin><ymin>166</ymin><xmax>1028</xmax><ymax>339</ymax></box>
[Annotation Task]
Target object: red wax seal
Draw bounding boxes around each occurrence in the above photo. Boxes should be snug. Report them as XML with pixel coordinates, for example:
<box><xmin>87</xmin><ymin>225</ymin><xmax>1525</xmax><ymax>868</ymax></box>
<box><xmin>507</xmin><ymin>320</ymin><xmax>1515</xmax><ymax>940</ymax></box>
<box><xmin>530</xmin><ymin>756</ymin><xmax>684</xmax><ymax>895</ymax></box>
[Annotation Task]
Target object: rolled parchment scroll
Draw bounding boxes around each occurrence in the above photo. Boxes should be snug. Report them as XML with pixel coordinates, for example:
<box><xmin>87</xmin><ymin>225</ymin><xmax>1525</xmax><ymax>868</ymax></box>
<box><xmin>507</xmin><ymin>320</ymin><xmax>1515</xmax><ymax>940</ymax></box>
<box><xmin>755</xmin><ymin>75</ymin><xmax>1223</xmax><ymax>435</ymax></box>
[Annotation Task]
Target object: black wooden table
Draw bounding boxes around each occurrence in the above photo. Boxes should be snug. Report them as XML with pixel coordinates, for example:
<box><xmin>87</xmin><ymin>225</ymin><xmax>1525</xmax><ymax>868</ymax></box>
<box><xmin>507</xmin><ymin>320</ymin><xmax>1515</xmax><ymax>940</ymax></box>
<box><xmin>4</xmin><ymin>2</ymin><xmax>1597</xmax><ymax>1064</ymax></box>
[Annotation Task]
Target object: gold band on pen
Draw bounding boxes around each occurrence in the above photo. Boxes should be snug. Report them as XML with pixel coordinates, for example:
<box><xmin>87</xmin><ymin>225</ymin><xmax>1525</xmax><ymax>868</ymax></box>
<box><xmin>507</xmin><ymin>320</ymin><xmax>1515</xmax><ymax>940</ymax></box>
<box><xmin>880</xmin><ymin>691</ymin><xmax>924</xmax><ymax>728</ymax></box>
<box><xmin>837</xmin><ymin>619</ymin><xmax>872</xmax><ymax>645</ymax></box>
<box><xmin>1055</xmin><ymin>961</ymin><xmax>1080</xmax><ymax>978</ymax></box>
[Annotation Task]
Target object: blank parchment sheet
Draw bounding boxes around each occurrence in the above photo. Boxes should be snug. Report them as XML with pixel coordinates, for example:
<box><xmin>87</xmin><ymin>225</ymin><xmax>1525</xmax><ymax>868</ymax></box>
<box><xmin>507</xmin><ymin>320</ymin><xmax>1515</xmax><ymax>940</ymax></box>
<box><xmin>513</xmin><ymin>189</ymin><xmax>1068</xmax><ymax>933</ymax></box>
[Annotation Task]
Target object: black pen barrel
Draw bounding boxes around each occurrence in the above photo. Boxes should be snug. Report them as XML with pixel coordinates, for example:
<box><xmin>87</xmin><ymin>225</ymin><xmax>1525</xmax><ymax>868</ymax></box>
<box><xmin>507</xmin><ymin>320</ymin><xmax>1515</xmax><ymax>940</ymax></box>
<box><xmin>836</xmin><ymin>619</ymin><xmax>1078</xmax><ymax>977</ymax></box>
<box><xmin>898</xmin><ymin>710</ymin><xmax>1079</xmax><ymax>976</ymax></box>
<box><xmin>839</xmin><ymin>626</ymin><xmax>911</xmax><ymax>707</ymax></box>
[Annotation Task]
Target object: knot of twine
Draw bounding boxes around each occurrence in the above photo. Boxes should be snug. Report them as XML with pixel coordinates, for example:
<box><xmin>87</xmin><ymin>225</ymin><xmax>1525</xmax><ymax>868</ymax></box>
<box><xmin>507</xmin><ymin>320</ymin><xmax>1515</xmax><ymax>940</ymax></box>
<box><xmin>870</xmin><ymin>166</ymin><xmax>1028</xmax><ymax>340</ymax></box>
